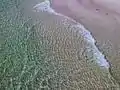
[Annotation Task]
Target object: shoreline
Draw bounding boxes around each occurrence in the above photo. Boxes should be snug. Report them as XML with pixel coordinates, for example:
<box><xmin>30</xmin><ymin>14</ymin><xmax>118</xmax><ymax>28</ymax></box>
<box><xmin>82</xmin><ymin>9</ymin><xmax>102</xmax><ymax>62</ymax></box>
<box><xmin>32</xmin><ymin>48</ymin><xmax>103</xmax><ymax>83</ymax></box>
<box><xmin>49</xmin><ymin>0</ymin><xmax>120</xmax><ymax>84</ymax></box>
<box><xmin>0</xmin><ymin>0</ymin><xmax>119</xmax><ymax>89</ymax></box>
<box><xmin>33</xmin><ymin>0</ymin><xmax>110</xmax><ymax>69</ymax></box>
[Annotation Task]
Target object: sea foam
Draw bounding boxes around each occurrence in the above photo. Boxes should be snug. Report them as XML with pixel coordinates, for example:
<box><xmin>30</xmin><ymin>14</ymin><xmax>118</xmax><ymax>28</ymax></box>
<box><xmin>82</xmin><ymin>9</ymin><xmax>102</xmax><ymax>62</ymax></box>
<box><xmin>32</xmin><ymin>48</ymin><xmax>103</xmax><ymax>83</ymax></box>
<box><xmin>33</xmin><ymin>0</ymin><xmax>110</xmax><ymax>69</ymax></box>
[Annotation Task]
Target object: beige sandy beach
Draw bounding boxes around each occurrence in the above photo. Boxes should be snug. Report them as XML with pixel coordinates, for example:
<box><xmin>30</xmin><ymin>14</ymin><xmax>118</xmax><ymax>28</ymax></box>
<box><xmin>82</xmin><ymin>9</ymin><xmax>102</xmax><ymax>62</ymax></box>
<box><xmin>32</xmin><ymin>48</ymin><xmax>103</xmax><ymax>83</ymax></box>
<box><xmin>51</xmin><ymin>0</ymin><xmax>120</xmax><ymax>83</ymax></box>
<box><xmin>1</xmin><ymin>0</ymin><xmax>120</xmax><ymax>89</ymax></box>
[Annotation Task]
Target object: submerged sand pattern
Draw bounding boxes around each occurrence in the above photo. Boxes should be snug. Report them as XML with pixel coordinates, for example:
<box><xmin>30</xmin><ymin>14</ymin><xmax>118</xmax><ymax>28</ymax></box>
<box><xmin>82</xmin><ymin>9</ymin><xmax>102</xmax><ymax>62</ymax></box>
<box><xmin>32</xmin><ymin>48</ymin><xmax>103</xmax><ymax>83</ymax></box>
<box><xmin>33</xmin><ymin>0</ymin><xmax>110</xmax><ymax>69</ymax></box>
<box><xmin>28</xmin><ymin>10</ymin><xmax>119</xmax><ymax>89</ymax></box>
<box><xmin>0</xmin><ymin>0</ymin><xmax>120</xmax><ymax>89</ymax></box>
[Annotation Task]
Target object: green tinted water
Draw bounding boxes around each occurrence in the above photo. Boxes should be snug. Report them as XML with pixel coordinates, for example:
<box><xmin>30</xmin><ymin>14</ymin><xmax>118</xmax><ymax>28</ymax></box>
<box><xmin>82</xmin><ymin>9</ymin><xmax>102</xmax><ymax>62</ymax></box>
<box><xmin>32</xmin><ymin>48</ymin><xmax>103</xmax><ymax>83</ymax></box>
<box><xmin>0</xmin><ymin>0</ymin><xmax>119</xmax><ymax>89</ymax></box>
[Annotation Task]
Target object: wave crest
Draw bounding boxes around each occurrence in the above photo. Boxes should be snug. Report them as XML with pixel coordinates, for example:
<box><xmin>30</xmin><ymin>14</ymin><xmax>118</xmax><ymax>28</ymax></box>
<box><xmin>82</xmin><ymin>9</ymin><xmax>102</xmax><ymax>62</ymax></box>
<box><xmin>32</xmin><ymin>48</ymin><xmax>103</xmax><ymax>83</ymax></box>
<box><xmin>33</xmin><ymin>0</ymin><xmax>110</xmax><ymax>69</ymax></box>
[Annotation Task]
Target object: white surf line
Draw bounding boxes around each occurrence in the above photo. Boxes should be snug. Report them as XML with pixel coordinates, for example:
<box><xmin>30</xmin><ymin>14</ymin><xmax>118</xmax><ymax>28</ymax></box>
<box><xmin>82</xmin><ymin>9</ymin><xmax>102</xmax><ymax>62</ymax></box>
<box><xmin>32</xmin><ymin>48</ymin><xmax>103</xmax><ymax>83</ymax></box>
<box><xmin>71</xmin><ymin>24</ymin><xmax>110</xmax><ymax>69</ymax></box>
<box><xmin>32</xmin><ymin>0</ymin><xmax>110</xmax><ymax>69</ymax></box>
<box><xmin>33</xmin><ymin>0</ymin><xmax>57</xmax><ymax>14</ymax></box>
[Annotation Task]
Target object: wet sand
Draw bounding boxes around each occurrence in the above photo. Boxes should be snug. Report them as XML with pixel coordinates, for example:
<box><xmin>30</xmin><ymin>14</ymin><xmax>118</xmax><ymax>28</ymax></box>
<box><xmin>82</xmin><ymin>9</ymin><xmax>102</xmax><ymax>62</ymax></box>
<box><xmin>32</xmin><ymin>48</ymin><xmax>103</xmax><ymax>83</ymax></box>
<box><xmin>51</xmin><ymin>0</ymin><xmax>120</xmax><ymax>83</ymax></box>
<box><xmin>0</xmin><ymin>0</ymin><xmax>120</xmax><ymax>89</ymax></box>
<box><xmin>23</xmin><ymin>1</ymin><xmax>119</xmax><ymax>88</ymax></box>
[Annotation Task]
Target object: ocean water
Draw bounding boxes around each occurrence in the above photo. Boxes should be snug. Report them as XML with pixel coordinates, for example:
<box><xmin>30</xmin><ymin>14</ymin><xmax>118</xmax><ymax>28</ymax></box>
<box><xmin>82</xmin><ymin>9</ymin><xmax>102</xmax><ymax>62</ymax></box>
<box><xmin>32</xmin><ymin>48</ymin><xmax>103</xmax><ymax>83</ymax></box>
<box><xmin>33</xmin><ymin>0</ymin><xmax>110</xmax><ymax>68</ymax></box>
<box><xmin>0</xmin><ymin>0</ymin><xmax>119</xmax><ymax>89</ymax></box>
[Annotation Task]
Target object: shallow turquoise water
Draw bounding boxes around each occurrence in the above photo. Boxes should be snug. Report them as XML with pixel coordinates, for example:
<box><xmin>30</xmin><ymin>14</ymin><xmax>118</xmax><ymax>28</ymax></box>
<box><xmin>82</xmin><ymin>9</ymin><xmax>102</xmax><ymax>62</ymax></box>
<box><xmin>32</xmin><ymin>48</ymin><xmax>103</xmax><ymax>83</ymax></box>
<box><xmin>0</xmin><ymin>0</ymin><xmax>52</xmax><ymax>89</ymax></box>
<box><xmin>0</xmin><ymin>0</ymin><xmax>119</xmax><ymax>89</ymax></box>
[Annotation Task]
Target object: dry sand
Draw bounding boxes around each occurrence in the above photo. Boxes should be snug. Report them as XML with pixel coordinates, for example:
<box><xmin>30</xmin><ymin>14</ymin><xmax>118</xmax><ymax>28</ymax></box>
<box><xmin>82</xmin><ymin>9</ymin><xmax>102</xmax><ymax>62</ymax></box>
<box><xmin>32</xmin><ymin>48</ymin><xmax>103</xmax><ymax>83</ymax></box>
<box><xmin>50</xmin><ymin>0</ymin><xmax>120</xmax><ymax>84</ymax></box>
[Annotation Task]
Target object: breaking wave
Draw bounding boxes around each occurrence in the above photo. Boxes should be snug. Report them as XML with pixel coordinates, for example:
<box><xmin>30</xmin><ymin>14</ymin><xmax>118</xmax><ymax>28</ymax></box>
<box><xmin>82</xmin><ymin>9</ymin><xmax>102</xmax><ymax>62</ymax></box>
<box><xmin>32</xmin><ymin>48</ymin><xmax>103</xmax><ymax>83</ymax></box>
<box><xmin>33</xmin><ymin>0</ymin><xmax>110</xmax><ymax>69</ymax></box>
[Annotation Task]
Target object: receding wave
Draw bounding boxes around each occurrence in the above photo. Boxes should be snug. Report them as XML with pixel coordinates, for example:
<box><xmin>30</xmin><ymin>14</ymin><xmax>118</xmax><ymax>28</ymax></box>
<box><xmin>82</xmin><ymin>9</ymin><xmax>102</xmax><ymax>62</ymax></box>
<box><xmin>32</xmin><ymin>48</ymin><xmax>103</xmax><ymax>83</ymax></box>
<box><xmin>33</xmin><ymin>0</ymin><xmax>110</xmax><ymax>69</ymax></box>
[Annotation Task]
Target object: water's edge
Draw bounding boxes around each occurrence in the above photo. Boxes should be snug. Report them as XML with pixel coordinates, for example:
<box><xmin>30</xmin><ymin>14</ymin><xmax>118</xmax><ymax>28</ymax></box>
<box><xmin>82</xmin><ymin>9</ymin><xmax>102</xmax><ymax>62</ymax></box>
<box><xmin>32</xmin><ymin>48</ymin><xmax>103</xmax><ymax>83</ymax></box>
<box><xmin>33</xmin><ymin>0</ymin><xmax>111</xmax><ymax>69</ymax></box>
